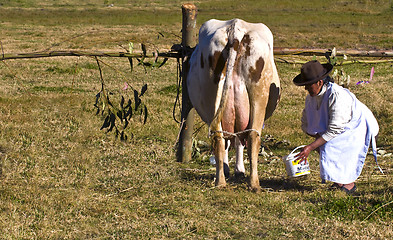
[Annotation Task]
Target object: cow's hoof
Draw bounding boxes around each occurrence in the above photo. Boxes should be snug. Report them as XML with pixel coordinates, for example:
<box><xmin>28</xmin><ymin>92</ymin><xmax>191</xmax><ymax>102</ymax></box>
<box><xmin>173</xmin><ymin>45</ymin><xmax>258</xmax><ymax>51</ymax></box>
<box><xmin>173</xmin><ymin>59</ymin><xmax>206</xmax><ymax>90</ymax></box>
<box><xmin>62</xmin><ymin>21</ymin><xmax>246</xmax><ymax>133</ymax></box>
<box><xmin>250</xmin><ymin>186</ymin><xmax>261</xmax><ymax>193</ymax></box>
<box><xmin>250</xmin><ymin>179</ymin><xmax>261</xmax><ymax>193</ymax></box>
<box><xmin>215</xmin><ymin>179</ymin><xmax>227</xmax><ymax>188</ymax></box>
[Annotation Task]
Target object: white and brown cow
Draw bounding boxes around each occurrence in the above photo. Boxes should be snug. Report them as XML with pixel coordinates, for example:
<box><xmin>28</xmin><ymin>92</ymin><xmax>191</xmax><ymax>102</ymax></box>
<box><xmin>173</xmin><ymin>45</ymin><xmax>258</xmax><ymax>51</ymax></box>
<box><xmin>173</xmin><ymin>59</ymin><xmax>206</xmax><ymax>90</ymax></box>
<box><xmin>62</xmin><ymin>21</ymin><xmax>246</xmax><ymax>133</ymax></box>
<box><xmin>187</xmin><ymin>18</ymin><xmax>280</xmax><ymax>191</ymax></box>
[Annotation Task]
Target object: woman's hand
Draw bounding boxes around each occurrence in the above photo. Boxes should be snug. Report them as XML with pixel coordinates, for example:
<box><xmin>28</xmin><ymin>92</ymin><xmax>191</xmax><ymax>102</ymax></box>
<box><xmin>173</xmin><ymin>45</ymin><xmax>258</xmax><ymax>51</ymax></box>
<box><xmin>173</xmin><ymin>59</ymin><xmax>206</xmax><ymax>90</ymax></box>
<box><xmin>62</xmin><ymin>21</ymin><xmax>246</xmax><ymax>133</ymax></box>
<box><xmin>295</xmin><ymin>136</ymin><xmax>327</xmax><ymax>164</ymax></box>
<box><xmin>295</xmin><ymin>145</ymin><xmax>312</xmax><ymax>164</ymax></box>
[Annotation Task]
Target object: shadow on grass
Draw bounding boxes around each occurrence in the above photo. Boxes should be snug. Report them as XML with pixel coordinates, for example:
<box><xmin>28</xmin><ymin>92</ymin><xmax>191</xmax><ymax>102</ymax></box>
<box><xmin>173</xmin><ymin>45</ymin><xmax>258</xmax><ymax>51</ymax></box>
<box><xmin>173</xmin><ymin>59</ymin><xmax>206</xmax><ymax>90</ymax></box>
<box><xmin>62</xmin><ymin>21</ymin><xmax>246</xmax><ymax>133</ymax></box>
<box><xmin>179</xmin><ymin>167</ymin><xmax>315</xmax><ymax>192</ymax></box>
<box><xmin>259</xmin><ymin>178</ymin><xmax>315</xmax><ymax>192</ymax></box>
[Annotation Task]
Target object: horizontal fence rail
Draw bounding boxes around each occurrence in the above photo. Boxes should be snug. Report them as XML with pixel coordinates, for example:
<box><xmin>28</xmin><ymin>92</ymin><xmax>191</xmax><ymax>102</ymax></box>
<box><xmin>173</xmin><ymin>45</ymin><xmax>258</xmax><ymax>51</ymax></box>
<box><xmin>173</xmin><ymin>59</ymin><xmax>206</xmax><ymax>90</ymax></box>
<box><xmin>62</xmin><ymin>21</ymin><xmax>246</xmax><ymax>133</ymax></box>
<box><xmin>273</xmin><ymin>47</ymin><xmax>393</xmax><ymax>58</ymax></box>
<box><xmin>0</xmin><ymin>50</ymin><xmax>180</xmax><ymax>61</ymax></box>
<box><xmin>1</xmin><ymin>48</ymin><xmax>392</xmax><ymax>61</ymax></box>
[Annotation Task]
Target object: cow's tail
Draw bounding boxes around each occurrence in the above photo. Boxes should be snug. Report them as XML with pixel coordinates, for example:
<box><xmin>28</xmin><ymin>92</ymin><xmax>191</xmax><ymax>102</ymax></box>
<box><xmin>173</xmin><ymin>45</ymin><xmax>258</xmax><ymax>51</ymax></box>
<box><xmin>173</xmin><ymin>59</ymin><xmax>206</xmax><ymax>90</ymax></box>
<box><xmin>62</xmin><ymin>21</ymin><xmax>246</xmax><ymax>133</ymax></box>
<box><xmin>210</xmin><ymin>21</ymin><xmax>239</xmax><ymax>137</ymax></box>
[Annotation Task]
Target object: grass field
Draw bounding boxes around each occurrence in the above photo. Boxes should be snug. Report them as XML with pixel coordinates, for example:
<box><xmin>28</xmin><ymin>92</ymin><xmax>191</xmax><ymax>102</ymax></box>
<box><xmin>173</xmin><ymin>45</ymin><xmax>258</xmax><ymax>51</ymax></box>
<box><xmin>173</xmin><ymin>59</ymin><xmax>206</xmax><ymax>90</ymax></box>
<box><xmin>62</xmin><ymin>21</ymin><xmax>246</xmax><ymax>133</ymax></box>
<box><xmin>1</xmin><ymin>0</ymin><xmax>393</xmax><ymax>239</ymax></box>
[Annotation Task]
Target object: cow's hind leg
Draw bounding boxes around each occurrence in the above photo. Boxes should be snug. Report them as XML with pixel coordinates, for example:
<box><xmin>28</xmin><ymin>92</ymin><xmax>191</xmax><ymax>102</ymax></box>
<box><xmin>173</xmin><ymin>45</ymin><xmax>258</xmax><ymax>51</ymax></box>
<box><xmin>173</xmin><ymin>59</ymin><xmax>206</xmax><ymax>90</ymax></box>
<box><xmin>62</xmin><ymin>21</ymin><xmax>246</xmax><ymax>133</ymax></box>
<box><xmin>234</xmin><ymin>137</ymin><xmax>245</xmax><ymax>179</ymax></box>
<box><xmin>223</xmin><ymin>139</ymin><xmax>231</xmax><ymax>178</ymax></box>
<box><xmin>248</xmin><ymin>130</ymin><xmax>261</xmax><ymax>192</ymax></box>
<box><xmin>214</xmin><ymin>136</ymin><xmax>227</xmax><ymax>187</ymax></box>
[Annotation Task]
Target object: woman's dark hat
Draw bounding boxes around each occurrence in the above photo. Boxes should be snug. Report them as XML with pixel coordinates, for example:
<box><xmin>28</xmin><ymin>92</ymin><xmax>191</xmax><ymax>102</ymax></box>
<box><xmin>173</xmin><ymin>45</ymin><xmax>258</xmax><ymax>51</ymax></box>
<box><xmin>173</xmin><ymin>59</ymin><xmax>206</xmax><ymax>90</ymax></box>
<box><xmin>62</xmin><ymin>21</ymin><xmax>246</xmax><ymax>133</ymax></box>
<box><xmin>293</xmin><ymin>60</ymin><xmax>333</xmax><ymax>86</ymax></box>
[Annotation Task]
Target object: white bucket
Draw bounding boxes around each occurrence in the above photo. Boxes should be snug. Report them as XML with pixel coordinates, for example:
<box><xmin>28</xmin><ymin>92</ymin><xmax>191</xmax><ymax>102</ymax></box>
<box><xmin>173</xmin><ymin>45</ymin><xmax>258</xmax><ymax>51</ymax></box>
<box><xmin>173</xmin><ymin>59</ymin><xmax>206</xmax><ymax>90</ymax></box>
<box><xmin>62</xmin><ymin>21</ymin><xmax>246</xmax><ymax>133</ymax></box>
<box><xmin>283</xmin><ymin>145</ymin><xmax>310</xmax><ymax>177</ymax></box>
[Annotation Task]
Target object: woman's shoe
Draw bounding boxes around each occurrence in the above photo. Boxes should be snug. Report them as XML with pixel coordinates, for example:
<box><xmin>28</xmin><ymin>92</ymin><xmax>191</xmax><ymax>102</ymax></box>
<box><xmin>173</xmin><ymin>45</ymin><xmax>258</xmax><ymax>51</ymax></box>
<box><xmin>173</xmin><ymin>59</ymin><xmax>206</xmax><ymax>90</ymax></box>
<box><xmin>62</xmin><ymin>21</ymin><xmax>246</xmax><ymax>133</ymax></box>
<box><xmin>340</xmin><ymin>184</ymin><xmax>357</xmax><ymax>195</ymax></box>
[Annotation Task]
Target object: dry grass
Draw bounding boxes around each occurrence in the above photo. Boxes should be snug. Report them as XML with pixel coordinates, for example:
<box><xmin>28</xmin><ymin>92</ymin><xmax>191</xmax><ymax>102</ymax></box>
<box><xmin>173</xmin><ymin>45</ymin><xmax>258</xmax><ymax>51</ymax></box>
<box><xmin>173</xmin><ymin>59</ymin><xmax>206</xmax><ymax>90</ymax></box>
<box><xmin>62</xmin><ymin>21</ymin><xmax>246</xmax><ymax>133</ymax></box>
<box><xmin>0</xmin><ymin>0</ymin><xmax>392</xmax><ymax>239</ymax></box>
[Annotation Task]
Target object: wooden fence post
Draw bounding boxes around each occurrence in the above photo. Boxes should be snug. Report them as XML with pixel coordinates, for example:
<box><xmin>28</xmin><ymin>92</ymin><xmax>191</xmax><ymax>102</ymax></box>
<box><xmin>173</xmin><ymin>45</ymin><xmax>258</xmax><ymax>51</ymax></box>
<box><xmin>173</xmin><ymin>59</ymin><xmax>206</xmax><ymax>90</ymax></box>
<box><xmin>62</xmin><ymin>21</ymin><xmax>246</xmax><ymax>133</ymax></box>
<box><xmin>177</xmin><ymin>3</ymin><xmax>197</xmax><ymax>162</ymax></box>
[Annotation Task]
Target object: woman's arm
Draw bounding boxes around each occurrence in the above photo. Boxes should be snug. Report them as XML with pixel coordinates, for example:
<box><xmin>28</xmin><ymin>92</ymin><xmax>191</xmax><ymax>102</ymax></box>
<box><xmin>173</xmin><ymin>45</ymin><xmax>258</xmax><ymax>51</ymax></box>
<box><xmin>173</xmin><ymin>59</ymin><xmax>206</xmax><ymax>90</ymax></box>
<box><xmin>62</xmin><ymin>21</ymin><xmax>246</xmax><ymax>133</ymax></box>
<box><xmin>296</xmin><ymin>136</ymin><xmax>327</xmax><ymax>163</ymax></box>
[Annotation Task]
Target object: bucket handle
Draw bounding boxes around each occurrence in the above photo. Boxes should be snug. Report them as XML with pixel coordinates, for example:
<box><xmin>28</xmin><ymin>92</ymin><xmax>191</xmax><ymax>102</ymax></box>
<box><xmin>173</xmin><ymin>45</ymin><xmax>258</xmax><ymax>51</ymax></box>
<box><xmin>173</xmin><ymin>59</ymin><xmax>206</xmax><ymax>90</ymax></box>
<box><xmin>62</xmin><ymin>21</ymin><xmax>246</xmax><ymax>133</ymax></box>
<box><xmin>288</xmin><ymin>145</ymin><xmax>307</xmax><ymax>159</ymax></box>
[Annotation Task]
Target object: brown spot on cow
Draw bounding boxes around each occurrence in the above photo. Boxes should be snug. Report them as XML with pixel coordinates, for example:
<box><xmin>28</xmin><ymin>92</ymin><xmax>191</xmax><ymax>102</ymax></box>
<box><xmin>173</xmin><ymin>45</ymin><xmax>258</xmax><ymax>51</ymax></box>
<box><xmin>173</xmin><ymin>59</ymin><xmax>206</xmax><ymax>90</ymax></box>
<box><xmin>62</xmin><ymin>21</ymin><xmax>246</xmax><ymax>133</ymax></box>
<box><xmin>240</xmin><ymin>34</ymin><xmax>251</xmax><ymax>57</ymax></box>
<box><xmin>232</xmin><ymin>34</ymin><xmax>252</xmax><ymax>77</ymax></box>
<box><xmin>249</xmin><ymin>57</ymin><xmax>265</xmax><ymax>83</ymax></box>
<box><xmin>209</xmin><ymin>50</ymin><xmax>227</xmax><ymax>84</ymax></box>
<box><xmin>232</xmin><ymin>38</ymin><xmax>240</xmax><ymax>52</ymax></box>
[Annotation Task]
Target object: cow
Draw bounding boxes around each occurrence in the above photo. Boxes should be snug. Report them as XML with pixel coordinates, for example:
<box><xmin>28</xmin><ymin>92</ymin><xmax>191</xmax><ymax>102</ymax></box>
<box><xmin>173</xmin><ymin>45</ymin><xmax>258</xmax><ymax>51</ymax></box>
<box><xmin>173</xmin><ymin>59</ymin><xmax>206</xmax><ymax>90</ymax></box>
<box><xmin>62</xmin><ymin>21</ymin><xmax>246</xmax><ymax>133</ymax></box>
<box><xmin>187</xmin><ymin>18</ymin><xmax>280</xmax><ymax>192</ymax></box>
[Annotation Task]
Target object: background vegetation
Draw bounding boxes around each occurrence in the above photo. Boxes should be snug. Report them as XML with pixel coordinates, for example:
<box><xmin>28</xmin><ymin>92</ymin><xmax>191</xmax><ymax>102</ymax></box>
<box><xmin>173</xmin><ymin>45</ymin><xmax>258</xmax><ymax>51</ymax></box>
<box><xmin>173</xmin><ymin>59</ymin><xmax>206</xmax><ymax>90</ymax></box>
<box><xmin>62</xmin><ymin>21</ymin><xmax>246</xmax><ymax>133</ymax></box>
<box><xmin>0</xmin><ymin>0</ymin><xmax>392</xmax><ymax>239</ymax></box>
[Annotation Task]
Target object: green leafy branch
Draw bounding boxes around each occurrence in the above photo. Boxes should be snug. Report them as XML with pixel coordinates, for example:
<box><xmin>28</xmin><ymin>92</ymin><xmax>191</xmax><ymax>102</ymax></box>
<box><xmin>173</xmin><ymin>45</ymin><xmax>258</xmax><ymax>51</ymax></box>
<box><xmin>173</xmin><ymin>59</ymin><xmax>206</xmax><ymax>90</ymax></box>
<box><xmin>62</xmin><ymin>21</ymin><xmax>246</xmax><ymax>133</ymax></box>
<box><xmin>93</xmin><ymin>40</ymin><xmax>170</xmax><ymax>141</ymax></box>
<box><xmin>93</xmin><ymin>57</ymin><xmax>148</xmax><ymax>141</ymax></box>
<box><xmin>125</xmin><ymin>41</ymin><xmax>169</xmax><ymax>73</ymax></box>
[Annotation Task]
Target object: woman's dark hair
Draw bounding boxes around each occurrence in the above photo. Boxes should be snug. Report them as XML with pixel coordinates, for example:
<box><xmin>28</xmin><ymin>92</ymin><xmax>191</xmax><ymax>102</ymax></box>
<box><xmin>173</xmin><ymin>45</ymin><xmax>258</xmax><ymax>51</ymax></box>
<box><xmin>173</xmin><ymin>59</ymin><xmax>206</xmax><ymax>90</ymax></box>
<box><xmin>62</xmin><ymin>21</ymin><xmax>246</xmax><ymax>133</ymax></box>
<box><xmin>323</xmin><ymin>76</ymin><xmax>334</xmax><ymax>85</ymax></box>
